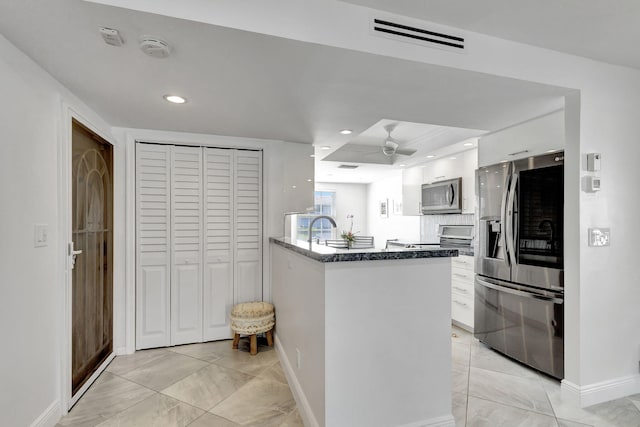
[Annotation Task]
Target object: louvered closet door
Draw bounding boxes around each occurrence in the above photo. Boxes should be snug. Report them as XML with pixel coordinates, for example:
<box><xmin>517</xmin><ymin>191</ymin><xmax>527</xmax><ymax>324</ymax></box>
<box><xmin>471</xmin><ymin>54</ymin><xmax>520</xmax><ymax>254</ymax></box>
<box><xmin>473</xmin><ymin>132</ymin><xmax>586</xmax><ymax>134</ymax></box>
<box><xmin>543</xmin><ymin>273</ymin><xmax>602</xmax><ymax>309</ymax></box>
<box><xmin>170</xmin><ymin>146</ymin><xmax>204</xmax><ymax>345</ymax></box>
<box><xmin>203</xmin><ymin>148</ymin><xmax>234</xmax><ymax>340</ymax></box>
<box><xmin>234</xmin><ymin>150</ymin><xmax>263</xmax><ymax>303</ymax></box>
<box><xmin>136</xmin><ymin>144</ymin><xmax>171</xmax><ymax>349</ymax></box>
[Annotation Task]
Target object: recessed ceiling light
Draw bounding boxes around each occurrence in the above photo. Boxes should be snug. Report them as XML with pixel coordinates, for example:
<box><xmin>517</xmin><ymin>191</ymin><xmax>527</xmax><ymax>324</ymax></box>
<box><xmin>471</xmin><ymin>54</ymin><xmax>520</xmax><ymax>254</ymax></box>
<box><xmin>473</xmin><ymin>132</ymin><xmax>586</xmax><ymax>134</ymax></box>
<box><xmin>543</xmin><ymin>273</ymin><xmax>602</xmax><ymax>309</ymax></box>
<box><xmin>546</xmin><ymin>149</ymin><xmax>557</xmax><ymax>153</ymax></box>
<box><xmin>500</xmin><ymin>160</ymin><xmax>508</xmax><ymax>163</ymax></box>
<box><xmin>310</xmin><ymin>154</ymin><xmax>315</xmax><ymax>158</ymax></box>
<box><xmin>321</xmin><ymin>146</ymin><xmax>331</xmax><ymax>150</ymax></box>
<box><xmin>426</xmin><ymin>155</ymin><xmax>435</xmax><ymax>159</ymax></box>
<box><xmin>398</xmin><ymin>164</ymin><xmax>406</xmax><ymax>167</ymax></box>
<box><xmin>163</xmin><ymin>94</ymin><xmax>186</xmax><ymax>104</ymax></box>
<box><xmin>307</xmin><ymin>179</ymin><xmax>312</xmax><ymax>182</ymax></box>
<box><xmin>450</xmin><ymin>157</ymin><xmax>457</xmax><ymax>160</ymax></box>
<box><xmin>340</xmin><ymin>129</ymin><xmax>353</xmax><ymax>135</ymax></box>
<box><xmin>464</xmin><ymin>142</ymin><xmax>474</xmax><ymax>147</ymax></box>
<box><xmin>292</xmin><ymin>185</ymin><xmax>297</xmax><ymax>189</ymax></box>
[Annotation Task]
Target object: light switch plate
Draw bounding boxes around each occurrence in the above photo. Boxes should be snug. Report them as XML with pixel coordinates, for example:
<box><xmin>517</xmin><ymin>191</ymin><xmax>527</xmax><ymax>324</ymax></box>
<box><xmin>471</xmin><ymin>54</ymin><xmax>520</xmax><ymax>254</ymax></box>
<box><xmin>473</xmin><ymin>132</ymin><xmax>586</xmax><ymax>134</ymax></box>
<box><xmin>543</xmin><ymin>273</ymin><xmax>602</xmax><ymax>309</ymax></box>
<box><xmin>34</xmin><ymin>223</ymin><xmax>48</xmax><ymax>247</ymax></box>
<box><xmin>588</xmin><ymin>228</ymin><xmax>610</xmax><ymax>247</ymax></box>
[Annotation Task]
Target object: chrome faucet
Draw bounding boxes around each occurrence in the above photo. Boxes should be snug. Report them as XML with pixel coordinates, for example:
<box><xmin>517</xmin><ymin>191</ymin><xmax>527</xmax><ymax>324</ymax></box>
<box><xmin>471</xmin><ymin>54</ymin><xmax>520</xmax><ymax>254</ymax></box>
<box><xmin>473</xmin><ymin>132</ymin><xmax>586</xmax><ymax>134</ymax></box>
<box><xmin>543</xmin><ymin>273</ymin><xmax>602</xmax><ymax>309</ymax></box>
<box><xmin>308</xmin><ymin>215</ymin><xmax>337</xmax><ymax>249</ymax></box>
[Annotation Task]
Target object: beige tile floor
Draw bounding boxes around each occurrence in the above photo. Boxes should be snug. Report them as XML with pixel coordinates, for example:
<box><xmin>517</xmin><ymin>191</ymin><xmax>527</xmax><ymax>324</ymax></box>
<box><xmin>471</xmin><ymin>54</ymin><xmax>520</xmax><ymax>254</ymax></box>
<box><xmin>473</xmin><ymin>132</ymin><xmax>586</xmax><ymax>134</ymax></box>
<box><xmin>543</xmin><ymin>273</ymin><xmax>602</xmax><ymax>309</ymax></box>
<box><xmin>452</xmin><ymin>325</ymin><xmax>640</xmax><ymax>427</ymax></box>
<box><xmin>59</xmin><ymin>328</ymin><xmax>640</xmax><ymax>426</ymax></box>
<box><xmin>57</xmin><ymin>337</ymin><xmax>302</xmax><ymax>427</ymax></box>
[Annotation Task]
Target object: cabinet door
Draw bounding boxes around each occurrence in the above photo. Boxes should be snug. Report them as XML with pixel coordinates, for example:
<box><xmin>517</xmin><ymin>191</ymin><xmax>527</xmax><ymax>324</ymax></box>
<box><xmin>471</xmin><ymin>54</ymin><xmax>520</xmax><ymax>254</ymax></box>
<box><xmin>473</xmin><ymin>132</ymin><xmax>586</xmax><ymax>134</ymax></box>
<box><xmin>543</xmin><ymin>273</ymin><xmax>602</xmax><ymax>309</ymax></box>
<box><xmin>203</xmin><ymin>148</ymin><xmax>235</xmax><ymax>340</ymax></box>
<box><xmin>402</xmin><ymin>166</ymin><xmax>423</xmax><ymax>215</ymax></box>
<box><xmin>136</xmin><ymin>143</ymin><xmax>171</xmax><ymax>349</ymax></box>
<box><xmin>234</xmin><ymin>150</ymin><xmax>263</xmax><ymax>303</ymax></box>
<box><xmin>170</xmin><ymin>146</ymin><xmax>203</xmax><ymax>345</ymax></box>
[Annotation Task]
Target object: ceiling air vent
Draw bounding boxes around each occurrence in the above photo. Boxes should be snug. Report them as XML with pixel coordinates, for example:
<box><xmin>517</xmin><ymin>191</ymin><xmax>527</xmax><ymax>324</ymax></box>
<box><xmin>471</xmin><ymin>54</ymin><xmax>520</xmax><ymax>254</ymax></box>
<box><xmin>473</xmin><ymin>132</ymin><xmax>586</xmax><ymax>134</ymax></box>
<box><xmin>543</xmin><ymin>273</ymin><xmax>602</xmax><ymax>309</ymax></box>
<box><xmin>338</xmin><ymin>164</ymin><xmax>359</xmax><ymax>169</ymax></box>
<box><xmin>372</xmin><ymin>18</ymin><xmax>465</xmax><ymax>52</ymax></box>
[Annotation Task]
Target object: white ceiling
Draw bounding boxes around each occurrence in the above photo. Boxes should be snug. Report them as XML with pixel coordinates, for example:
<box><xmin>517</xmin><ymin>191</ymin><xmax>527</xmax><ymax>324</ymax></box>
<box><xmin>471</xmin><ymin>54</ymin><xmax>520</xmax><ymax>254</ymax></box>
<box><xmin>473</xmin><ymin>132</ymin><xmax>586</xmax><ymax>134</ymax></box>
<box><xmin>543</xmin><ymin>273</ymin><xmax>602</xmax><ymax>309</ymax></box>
<box><xmin>0</xmin><ymin>0</ymin><xmax>570</xmax><ymax>182</ymax></box>
<box><xmin>342</xmin><ymin>0</ymin><xmax>640</xmax><ymax>70</ymax></box>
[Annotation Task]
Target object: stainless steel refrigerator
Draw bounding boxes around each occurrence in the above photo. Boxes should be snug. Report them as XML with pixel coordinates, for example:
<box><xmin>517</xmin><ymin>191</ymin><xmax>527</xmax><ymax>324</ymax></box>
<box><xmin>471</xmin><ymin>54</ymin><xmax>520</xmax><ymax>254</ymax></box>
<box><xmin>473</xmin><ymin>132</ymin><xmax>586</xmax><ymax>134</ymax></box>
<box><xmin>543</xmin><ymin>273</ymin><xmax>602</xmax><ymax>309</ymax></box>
<box><xmin>474</xmin><ymin>151</ymin><xmax>564</xmax><ymax>379</ymax></box>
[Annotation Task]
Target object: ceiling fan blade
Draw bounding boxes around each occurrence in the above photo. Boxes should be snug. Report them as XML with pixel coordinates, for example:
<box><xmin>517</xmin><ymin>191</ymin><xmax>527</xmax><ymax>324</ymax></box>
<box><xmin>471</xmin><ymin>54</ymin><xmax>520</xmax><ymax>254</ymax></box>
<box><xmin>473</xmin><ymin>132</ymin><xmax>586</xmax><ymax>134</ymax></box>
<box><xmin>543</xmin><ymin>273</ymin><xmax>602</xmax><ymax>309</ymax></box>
<box><xmin>395</xmin><ymin>148</ymin><xmax>417</xmax><ymax>156</ymax></box>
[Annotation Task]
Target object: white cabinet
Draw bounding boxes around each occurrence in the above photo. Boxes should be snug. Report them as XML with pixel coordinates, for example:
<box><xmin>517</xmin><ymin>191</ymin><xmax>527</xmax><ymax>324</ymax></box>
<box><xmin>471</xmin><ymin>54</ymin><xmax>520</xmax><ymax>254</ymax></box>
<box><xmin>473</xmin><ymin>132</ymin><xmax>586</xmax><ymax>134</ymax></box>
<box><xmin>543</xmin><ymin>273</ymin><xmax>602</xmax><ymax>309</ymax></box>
<box><xmin>478</xmin><ymin>110</ymin><xmax>564</xmax><ymax>167</ymax></box>
<box><xmin>401</xmin><ymin>166</ymin><xmax>423</xmax><ymax>215</ymax></box>
<box><xmin>451</xmin><ymin>255</ymin><xmax>474</xmax><ymax>331</ymax></box>
<box><xmin>136</xmin><ymin>143</ymin><xmax>263</xmax><ymax>350</ymax></box>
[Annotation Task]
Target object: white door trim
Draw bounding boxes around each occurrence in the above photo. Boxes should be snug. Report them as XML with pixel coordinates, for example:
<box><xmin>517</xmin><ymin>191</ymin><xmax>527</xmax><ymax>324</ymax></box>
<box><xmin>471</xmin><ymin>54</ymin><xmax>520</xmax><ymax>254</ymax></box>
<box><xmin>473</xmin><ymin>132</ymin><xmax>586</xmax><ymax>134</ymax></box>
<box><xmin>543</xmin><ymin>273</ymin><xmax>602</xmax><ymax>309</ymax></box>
<box><xmin>58</xmin><ymin>102</ymin><xmax>118</xmax><ymax>413</ymax></box>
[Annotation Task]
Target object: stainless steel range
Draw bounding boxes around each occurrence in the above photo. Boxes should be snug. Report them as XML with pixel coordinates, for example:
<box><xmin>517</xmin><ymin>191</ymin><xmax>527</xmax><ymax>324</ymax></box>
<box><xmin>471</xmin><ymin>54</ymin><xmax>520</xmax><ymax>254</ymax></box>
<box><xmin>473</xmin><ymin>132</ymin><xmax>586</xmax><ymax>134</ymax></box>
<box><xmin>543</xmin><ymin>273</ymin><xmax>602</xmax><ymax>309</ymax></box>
<box><xmin>475</xmin><ymin>152</ymin><xmax>564</xmax><ymax>379</ymax></box>
<box><xmin>387</xmin><ymin>224</ymin><xmax>473</xmax><ymax>255</ymax></box>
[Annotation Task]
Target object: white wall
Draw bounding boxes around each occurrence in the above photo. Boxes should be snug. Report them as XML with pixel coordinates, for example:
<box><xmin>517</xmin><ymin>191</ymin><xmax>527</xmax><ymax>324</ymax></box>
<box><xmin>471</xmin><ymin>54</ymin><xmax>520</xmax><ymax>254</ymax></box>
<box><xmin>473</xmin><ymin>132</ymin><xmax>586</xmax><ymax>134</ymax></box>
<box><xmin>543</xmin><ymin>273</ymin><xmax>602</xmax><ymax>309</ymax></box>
<box><xmin>0</xmin><ymin>34</ymin><xmax>118</xmax><ymax>426</ymax></box>
<box><xmin>366</xmin><ymin>173</ymin><xmax>420</xmax><ymax>247</ymax></box>
<box><xmin>315</xmin><ymin>182</ymin><xmax>368</xmax><ymax>237</ymax></box>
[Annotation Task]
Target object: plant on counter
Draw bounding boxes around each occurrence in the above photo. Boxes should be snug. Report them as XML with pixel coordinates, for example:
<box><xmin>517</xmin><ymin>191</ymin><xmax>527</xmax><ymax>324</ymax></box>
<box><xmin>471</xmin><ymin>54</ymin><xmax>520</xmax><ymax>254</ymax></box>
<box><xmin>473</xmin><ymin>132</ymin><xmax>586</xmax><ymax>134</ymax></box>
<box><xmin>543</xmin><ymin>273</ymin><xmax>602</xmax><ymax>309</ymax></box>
<box><xmin>341</xmin><ymin>214</ymin><xmax>357</xmax><ymax>243</ymax></box>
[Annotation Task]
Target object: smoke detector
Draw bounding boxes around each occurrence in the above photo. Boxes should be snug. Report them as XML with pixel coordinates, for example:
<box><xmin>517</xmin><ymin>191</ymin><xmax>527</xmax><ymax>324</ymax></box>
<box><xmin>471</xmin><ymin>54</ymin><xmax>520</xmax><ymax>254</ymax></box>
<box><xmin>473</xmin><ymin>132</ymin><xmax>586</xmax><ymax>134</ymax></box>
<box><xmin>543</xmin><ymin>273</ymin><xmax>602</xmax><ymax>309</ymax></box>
<box><xmin>139</xmin><ymin>36</ymin><xmax>171</xmax><ymax>58</ymax></box>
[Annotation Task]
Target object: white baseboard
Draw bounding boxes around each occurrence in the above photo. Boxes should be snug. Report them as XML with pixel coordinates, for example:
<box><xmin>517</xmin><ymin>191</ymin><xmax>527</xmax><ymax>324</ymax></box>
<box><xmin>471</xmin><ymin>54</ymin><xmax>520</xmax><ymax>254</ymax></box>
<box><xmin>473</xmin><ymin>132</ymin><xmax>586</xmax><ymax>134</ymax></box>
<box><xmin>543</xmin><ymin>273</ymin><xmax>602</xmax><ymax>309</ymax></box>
<box><xmin>562</xmin><ymin>374</ymin><xmax>640</xmax><ymax>407</ymax></box>
<box><xmin>115</xmin><ymin>346</ymin><xmax>130</xmax><ymax>356</ymax></box>
<box><xmin>274</xmin><ymin>335</ymin><xmax>320</xmax><ymax>427</ymax></box>
<box><xmin>30</xmin><ymin>400</ymin><xmax>61</xmax><ymax>427</ymax></box>
<box><xmin>397</xmin><ymin>414</ymin><xmax>456</xmax><ymax>427</ymax></box>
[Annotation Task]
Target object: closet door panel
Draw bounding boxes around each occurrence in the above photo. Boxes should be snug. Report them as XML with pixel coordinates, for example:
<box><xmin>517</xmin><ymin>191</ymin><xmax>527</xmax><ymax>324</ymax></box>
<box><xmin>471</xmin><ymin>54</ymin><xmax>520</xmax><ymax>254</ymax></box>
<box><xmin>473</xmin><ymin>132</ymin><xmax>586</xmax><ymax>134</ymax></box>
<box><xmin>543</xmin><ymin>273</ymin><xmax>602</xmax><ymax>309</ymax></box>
<box><xmin>234</xmin><ymin>151</ymin><xmax>263</xmax><ymax>304</ymax></box>
<box><xmin>170</xmin><ymin>146</ymin><xmax>203</xmax><ymax>346</ymax></box>
<box><xmin>136</xmin><ymin>144</ymin><xmax>171</xmax><ymax>349</ymax></box>
<box><xmin>203</xmin><ymin>148</ymin><xmax>234</xmax><ymax>340</ymax></box>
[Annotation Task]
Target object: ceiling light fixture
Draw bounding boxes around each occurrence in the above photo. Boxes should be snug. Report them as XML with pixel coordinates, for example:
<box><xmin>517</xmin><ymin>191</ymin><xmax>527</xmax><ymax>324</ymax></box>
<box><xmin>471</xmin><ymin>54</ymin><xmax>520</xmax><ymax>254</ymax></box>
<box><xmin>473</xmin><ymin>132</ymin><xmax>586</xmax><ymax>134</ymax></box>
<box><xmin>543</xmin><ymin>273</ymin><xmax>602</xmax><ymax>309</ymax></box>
<box><xmin>163</xmin><ymin>94</ymin><xmax>186</xmax><ymax>104</ymax></box>
<box><xmin>310</xmin><ymin>154</ymin><xmax>315</xmax><ymax>158</ymax></box>
<box><xmin>426</xmin><ymin>155</ymin><xmax>435</xmax><ymax>159</ymax></box>
<box><xmin>399</xmin><ymin>164</ymin><xmax>406</xmax><ymax>167</ymax></box>
<box><xmin>321</xmin><ymin>146</ymin><xmax>331</xmax><ymax>150</ymax></box>
<box><xmin>340</xmin><ymin>129</ymin><xmax>353</xmax><ymax>135</ymax></box>
<box><xmin>450</xmin><ymin>157</ymin><xmax>457</xmax><ymax>160</ymax></box>
<box><xmin>464</xmin><ymin>142</ymin><xmax>474</xmax><ymax>147</ymax></box>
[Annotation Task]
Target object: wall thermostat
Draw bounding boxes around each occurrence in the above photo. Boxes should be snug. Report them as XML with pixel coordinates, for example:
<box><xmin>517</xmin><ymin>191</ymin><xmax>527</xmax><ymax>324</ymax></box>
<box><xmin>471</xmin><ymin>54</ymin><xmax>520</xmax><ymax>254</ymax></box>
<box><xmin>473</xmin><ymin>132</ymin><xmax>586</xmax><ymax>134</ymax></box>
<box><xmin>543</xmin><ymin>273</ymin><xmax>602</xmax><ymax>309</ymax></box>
<box><xmin>585</xmin><ymin>175</ymin><xmax>601</xmax><ymax>192</ymax></box>
<box><xmin>587</xmin><ymin>153</ymin><xmax>601</xmax><ymax>171</ymax></box>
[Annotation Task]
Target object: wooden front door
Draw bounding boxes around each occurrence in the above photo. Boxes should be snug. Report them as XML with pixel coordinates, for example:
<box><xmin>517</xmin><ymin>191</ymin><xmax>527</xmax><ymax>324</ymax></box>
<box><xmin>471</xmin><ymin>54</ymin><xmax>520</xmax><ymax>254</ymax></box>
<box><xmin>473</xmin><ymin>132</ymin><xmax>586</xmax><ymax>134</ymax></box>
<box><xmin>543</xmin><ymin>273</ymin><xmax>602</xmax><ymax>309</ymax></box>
<box><xmin>71</xmin><ymin>120</ymin><xmax>113</xmax><ymax>396</ymax></box>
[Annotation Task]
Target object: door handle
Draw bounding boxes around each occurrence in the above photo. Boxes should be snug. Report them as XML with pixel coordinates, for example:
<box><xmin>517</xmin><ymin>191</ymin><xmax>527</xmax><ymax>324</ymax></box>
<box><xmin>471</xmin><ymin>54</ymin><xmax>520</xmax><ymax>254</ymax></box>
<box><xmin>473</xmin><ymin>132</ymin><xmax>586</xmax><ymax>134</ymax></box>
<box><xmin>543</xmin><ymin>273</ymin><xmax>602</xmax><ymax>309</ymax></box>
<box><xmin>69</xmin><ymin>242</ymin><xmax>82</xmax><ymax>270</ymax></box>
<box><xmin>500</xmin><ymin>163</ymin><xmax>512</xmax><ymax>268</ymax></box>
<box><xmin>505</xmin><ymin>172</ymin><xmax>518</xmax><ymax>267</ymax></box>
<box><xmin>475</xmin><ymin>277</ymin><xmax>564</xmax><ymax>303</ymax></box>
<box><xmin>449</xmin><ymin>183</ymin><xmax>455</xmax><ymax>206</ymax></box>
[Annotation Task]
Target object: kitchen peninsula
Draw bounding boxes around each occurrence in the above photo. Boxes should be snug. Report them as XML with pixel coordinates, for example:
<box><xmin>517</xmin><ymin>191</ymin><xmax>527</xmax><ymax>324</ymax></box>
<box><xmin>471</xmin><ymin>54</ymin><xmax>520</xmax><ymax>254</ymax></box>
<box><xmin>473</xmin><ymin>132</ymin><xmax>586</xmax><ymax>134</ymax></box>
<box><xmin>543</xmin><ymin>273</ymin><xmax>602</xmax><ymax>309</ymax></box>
<box><xmin>270</xmin><ymin>237</ymin><xmax>458</xmax><ymax>427</ymax></box>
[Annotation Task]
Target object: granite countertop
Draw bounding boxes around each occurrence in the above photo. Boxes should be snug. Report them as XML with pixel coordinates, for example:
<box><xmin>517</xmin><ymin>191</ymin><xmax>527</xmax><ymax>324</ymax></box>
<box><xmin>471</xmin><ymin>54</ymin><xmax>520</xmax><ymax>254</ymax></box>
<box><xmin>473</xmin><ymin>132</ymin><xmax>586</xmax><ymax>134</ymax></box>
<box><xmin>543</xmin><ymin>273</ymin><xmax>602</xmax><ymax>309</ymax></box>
<box><xmin>270</xmin><ymin>237</ymin><xmax>459</xmax><ymax>263</ymax></box>
<box><xmin>387</xmin><ymin>240</ymin><xmax>475</xmax><ymax>257</ymax></box>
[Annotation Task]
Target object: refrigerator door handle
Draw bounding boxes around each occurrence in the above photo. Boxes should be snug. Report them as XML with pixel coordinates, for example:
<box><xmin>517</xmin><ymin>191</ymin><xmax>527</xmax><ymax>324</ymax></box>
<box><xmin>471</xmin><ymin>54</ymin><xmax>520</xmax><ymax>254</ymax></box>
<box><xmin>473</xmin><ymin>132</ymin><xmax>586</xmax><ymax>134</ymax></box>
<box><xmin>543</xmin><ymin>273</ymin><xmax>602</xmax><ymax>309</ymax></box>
<box><xmin>505</xmin><ymin>170</ymin><xmax>518</xmax><ymax>267</ymax></box>
<box><xmin>476</xmin><ymin>276</ymin><xmax>564</xmax><ymax>303</ymax></box>
<box><xmin>500</xmin><ymin>163</ymin><xmax>512</xmax><ymax>267</ymax></box>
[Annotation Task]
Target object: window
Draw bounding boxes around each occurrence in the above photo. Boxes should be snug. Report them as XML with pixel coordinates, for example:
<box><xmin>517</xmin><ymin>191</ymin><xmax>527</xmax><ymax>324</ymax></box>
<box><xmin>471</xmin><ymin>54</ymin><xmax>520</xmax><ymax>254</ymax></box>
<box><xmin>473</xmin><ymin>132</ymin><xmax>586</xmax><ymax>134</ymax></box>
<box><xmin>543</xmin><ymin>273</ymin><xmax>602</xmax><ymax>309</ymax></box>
<box><xmin>296</xmin><ymin>191</ymin><xmax>336</xmax><ymax>242</ymax></box>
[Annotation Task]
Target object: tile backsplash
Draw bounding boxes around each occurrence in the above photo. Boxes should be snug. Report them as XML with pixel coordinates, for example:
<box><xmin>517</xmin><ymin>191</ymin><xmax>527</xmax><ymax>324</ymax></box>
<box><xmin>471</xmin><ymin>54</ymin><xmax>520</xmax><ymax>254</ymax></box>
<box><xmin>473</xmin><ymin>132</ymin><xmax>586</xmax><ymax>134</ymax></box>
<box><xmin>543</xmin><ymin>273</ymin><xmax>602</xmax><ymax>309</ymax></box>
<box><xmin>420</xmin><ymin>214</ymin><xmax>475</xmax><ymax>243</ymax></box>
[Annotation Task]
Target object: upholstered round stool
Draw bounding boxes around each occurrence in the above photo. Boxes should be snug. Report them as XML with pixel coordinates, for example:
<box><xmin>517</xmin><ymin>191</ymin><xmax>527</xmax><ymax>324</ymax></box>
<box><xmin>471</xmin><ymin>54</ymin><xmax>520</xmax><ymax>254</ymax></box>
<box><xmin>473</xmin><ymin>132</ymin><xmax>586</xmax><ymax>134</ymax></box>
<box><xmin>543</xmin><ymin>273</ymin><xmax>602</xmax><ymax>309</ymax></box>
<box><xmin>230</xmin><ymin>302</ymin><xmax>275</xmax><ymax>355</ymax></box>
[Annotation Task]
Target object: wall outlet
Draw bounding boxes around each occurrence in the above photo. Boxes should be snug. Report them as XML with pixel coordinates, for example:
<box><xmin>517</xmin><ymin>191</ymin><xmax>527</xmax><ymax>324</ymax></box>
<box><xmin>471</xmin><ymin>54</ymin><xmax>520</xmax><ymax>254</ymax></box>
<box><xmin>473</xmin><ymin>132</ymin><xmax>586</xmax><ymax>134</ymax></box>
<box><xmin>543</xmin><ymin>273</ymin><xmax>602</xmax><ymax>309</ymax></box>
<box><xmin>296</xmin><ymin>348</ymin><xmax>302</xmax><ymax>369</ymax></box>
<box><xmin>588</xmin><ymin>228</ymin><xmax>610</xmax><ymax>247</ymax></box>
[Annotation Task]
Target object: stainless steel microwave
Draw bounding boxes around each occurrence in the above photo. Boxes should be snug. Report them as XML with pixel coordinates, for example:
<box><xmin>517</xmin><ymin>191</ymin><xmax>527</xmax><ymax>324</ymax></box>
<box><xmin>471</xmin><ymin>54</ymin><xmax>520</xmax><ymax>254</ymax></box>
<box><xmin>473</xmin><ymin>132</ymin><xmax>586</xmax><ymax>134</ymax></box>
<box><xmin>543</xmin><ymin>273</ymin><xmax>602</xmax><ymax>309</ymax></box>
<box><xmin>421</xmin><ymin>177</ymin><xmax>462</xmax><ymax>214</ymax></box>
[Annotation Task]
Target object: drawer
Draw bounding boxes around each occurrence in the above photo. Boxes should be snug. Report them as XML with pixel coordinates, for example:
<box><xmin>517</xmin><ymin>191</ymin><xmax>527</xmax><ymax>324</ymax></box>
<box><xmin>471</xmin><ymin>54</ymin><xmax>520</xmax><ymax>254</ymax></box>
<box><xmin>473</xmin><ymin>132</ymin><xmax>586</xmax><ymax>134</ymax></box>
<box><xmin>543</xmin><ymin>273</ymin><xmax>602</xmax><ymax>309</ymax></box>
<box><xmin>451</xmin><ymin>255</ymin><xmax>474</xmax><ymax>272</ymax></box>
<box><xmin>451</xmin><ymin>293</ymin><xmax>474</xmax><ymax>328</ymax></box>
<box><xmin>451</xmin><ymin>279</ymin><xmax>473</xmax><ymax>298</ymax></box>
<box><xmin>451</xmin><ymin>266</ymin><xmax>474</xmax><ymax>284</ymax></box>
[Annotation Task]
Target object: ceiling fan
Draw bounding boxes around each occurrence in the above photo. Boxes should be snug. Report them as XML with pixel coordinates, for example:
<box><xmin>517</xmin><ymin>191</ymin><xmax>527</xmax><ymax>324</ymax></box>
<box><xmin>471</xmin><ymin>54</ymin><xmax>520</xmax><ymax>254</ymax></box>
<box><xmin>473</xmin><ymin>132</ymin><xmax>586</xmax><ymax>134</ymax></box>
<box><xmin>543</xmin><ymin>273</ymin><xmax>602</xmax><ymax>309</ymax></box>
<box><xmin>382</xmin><ymin>123</ymin><xmax>417</xmax><ymax>157</ymax></box>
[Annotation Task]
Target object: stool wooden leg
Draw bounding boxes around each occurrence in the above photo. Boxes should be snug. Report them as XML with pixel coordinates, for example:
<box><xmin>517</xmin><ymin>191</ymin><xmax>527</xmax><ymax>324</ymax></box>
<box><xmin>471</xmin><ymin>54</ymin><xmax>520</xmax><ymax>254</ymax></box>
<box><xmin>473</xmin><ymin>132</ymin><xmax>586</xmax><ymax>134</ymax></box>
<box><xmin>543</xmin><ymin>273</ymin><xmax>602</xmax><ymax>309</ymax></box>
<box><xmin>232</xmin><ymin>333</ymin><xmax>240</xmax><ymax>350</ymax></box>
<box><xmin>250</xmin><ymin>334</ymin><xmax>258</xmax><ymax>355</ymax></box>
<box><xmin>266</xmin><ymin>329</ymin><xmax>274</xmax><ymax>346</ymax></box>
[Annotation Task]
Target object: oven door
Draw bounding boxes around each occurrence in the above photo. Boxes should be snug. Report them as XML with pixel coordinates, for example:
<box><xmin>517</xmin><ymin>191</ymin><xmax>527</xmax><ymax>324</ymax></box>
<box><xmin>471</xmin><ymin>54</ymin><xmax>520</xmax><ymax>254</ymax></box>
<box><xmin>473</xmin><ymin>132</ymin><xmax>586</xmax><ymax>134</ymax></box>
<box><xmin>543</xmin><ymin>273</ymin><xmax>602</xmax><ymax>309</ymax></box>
<box><xmin>474</xmin><ymin>275</ymin><xmax>564</xmax><ymax>379</ymax></box>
